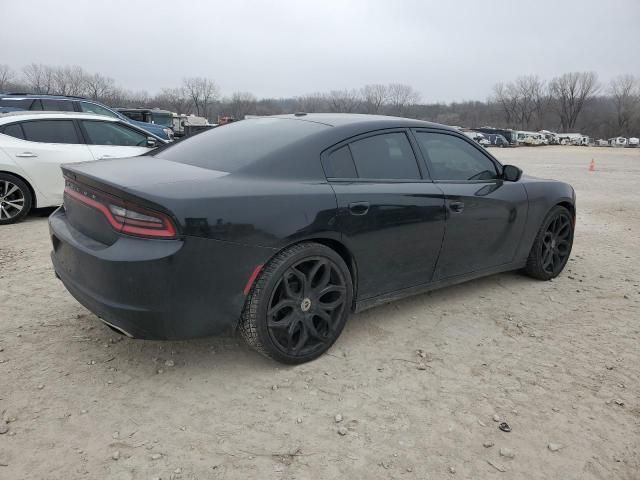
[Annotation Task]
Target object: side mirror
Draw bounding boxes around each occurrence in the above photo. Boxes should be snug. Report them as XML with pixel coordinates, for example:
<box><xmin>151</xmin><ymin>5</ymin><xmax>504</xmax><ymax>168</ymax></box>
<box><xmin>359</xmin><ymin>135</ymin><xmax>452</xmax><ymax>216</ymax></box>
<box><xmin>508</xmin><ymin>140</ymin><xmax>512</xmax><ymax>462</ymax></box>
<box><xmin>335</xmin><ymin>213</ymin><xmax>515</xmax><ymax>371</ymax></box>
<box><xmin>502</xmin><ymin>164</ymin><xmax>522</xmax><ymax>182</ymax></box>
<box><xmin>146</xmin><ymin>136</ymin><xmax>157</xmax><ymax>148</ymax></box>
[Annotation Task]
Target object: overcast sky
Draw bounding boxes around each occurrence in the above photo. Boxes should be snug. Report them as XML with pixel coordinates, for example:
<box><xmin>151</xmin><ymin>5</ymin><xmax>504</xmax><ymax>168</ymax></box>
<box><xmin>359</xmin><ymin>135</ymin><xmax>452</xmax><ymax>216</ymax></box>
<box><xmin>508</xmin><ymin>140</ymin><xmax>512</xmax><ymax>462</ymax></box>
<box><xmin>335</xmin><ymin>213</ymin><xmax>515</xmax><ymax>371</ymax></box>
<box><xmin>1</xmin><ymin>0</ymin><xmax>639</xmax><ymax>102</ymax></box>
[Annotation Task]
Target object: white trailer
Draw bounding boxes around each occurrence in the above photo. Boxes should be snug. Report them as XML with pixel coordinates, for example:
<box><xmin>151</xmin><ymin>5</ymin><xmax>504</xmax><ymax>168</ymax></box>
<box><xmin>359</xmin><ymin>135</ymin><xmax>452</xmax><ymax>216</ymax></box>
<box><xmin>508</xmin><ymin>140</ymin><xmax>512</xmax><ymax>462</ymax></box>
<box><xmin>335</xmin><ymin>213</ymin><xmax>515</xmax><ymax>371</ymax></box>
<box><xmin>515</xmin><ymin>131</ymin><xmax>545</xmax><ymax>145</ymax></box>
<box><xmin>627</xmin><ymin>137</ymin><xmax>639</xmax><ymax>147</ymax></box>
<box><xmin>608</xmin><ymin>137</ymin><xmax>627</xmax><ymax>147</ymax></box>
<box><xmin>556</xmin><ymin>133</ymin><xmax>583</xmax><ymax>145</ymax></box>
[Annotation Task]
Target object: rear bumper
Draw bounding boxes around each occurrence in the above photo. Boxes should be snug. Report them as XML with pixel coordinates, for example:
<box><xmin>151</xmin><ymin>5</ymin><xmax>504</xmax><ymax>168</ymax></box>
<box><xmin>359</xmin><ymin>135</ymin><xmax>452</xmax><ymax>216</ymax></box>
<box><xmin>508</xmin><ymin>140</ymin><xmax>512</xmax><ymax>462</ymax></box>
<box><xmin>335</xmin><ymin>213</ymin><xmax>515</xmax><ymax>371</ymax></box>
<box><xmin>49</xmin><ymin>207</ymin><xmax>275</xmax><ymax>340</ymax></box>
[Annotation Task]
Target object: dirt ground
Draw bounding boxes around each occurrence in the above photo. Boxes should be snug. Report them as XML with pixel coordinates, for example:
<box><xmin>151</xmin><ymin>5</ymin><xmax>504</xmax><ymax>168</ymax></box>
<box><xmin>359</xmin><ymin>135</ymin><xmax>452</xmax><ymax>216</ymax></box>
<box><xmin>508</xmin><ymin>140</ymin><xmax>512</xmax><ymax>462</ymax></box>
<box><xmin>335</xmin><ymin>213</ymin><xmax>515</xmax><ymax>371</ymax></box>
<box><xmin>0</xmin><ymin>146</ymin><xmax>639</xmax><ymax>479</ymax></box>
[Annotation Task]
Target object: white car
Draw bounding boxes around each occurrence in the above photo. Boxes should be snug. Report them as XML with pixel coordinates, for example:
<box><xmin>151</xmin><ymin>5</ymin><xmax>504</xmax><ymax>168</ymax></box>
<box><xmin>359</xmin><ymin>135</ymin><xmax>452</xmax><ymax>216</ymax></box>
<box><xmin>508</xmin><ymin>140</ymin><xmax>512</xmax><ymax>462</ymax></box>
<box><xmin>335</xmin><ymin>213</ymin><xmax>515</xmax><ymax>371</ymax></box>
<box><xmin>0</xmin><ymin>112</ymin><xmax>165</xmax><ymax>224</ymax></box>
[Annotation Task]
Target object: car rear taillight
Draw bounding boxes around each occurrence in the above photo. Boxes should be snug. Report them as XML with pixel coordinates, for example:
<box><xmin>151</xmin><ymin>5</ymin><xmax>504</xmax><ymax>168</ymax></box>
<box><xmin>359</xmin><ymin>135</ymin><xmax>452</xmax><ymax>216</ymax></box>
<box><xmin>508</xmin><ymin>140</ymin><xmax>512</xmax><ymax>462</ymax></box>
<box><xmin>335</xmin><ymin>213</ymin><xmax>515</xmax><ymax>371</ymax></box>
<box><xmin>64</xmin><ymin>181</ymin><xmax>177</xmax><ymax>239</ymax></box>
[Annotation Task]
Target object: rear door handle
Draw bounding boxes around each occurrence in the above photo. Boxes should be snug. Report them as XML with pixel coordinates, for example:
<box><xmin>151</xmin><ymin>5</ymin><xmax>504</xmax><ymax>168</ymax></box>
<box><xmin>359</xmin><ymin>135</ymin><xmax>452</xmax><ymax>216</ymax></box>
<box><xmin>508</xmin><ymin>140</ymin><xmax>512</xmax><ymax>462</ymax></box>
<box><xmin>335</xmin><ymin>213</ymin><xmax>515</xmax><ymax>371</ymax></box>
<box><xmin>449</xmin><ymin>201</ymin><xmax>464</xmax><ymax>213</ymax></box>
<box><xmin>16</xmin><ymin>152</ymin><xmax>37</xmax><ymax>158</ymax></box>
<box><xmin>348</xmin><ymin>201</ymin><xmax>370</xmax><ymax>216</ymax></box>
<box><xmin>98</xmin><ymin>155</ymin><xmax>115</xmax><ymax>160</ymax></box>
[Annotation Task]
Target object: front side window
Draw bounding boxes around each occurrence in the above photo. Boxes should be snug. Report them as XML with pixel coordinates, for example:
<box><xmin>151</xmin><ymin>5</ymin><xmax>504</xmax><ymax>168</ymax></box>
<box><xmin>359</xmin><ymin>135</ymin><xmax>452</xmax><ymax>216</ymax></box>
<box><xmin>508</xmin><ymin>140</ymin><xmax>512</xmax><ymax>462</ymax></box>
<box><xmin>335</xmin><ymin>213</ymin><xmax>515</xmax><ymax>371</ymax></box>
<box><xmin>1</xmin><ymin>123</ymin><xmax>26</xmax><ymax>140</ymax></box>
<box><xmin>21</xmin><ymin>120</ymin><xmax>81</xmax><ymax>144</ymax></box>
<box><xmin>415</xmin><ymin>132</ymin><xmax>498</xmax><ymax>181</ymax></box>
<box><xmin>82</xmin><ymin>121</ymin><xmax>148</xmax><ymax>146</ymax></box>
<box><xmin>348</xmin><ymin>132</ymin><xmax>421</xmax><ymax>180</ymax></box>
<box><xmin>79</xmin><ymin>102</ymin><xmax>119</xmax><ymax>118</ymax></box>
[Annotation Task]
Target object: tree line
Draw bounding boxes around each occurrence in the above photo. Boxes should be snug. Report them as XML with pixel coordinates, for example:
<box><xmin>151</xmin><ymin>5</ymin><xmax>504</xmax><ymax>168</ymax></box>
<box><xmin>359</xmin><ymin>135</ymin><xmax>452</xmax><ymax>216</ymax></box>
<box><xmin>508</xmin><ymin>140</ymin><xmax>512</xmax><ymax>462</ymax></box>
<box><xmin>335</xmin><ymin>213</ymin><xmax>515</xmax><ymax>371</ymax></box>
<box><xmin>1</xmin><ymin>64</ymin><xmax>638</xmax><ymax>139</ymax></box>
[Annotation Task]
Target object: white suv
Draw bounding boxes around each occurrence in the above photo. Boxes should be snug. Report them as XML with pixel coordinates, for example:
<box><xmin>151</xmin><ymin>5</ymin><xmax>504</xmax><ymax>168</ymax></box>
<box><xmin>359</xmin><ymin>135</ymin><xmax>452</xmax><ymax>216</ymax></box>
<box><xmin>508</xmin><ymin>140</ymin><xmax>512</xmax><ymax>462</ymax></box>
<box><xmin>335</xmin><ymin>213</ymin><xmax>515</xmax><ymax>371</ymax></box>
<box><xmin>0</xmin><ymin>111</ymin><xmax>166</xmax><ymax>224</ymax></box>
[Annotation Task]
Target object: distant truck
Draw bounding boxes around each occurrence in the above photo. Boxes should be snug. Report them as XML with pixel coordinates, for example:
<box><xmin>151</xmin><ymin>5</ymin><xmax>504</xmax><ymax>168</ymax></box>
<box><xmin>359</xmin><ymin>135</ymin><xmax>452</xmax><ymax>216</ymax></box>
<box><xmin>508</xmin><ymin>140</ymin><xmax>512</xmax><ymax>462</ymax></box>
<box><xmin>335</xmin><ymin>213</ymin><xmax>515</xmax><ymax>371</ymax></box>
<box><xmin>172</xmin><ymin>113</ymin><xmax>212</xmax><ymax>138</ymax></box>
<box><xmin>474</xmin><ymin>127</ymin><xmax>517</xmax><ymax>145</ymax></box>
<box><xmin>627</xmin><ymin>137</ymin><xmax>638</xmax><ymax>147</ymax></box>
<box><xmin>116</xmin><ymin>108</ymin><xmax>174</xmax><ymax>131</ymax></box>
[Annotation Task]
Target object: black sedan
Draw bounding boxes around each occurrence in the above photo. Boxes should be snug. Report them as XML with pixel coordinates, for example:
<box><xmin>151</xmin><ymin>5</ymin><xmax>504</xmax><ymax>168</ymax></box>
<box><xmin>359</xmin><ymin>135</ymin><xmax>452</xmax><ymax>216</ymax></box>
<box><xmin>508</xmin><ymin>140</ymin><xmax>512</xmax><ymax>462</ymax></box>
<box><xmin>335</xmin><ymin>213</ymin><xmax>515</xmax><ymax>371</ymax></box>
<box><xmin>49</xmin><ymin>114</ymin><xmax>575</xmax><ymax>364</ymax></box>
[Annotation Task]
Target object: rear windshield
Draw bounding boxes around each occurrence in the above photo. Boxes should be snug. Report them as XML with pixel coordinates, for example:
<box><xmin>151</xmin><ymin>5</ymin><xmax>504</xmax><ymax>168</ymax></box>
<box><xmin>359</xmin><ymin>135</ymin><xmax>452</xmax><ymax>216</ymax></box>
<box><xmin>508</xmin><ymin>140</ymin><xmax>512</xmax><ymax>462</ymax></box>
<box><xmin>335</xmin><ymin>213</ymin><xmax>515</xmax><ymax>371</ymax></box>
<box><xmin>154</xmin><ymin>118</ymin><xmax>328</xmax><ymax>172</ymax></box>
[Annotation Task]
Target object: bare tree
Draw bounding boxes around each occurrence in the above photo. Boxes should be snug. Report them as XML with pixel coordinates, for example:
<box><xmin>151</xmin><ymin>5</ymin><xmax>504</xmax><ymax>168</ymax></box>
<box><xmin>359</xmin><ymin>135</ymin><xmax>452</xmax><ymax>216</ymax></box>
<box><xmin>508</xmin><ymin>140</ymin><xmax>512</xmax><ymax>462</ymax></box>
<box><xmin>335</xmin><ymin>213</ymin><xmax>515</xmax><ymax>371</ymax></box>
<box><xmin>228</xmin><ymin>91</ymin><xmax>257</xmax><ymax>119</ymax></box>
<box><xmin>0</xmin><ymin>64</ymin><xmax>14</xmax><ymax>91</ymax></box>
<box><xmin>52</xmin><ymin>65</ymin><xmax>88</xmax><ymax>96</ymax></box>
<box><xmin>492</xmin><ymin>82</ymin><xmax>519</xmax><ymax>127</ymax></box>
<box><xmin>327</xmin><ymin>89</ymin><xmax>361</xmax><ymax>113</ymax></box>
<box><xmin>529</xmin><ymin>77</ymin><xmax>551</xmax><ymax>130</ymax></box>
<box><xmin>609</xmin><ymin>74</ymin><xmax>639</xmax><ymax>136</ymax></box>
<box><xmin>156</xmin><ymin>87</ymin><xmax>191</xmax><ymax>114</ymax></box>
<box><xmin>549</xmin><ymin>72</ymin><xmax>599</xmax><ymax>131</ymax></box>
<box><xmin>361</xmin><ymin>84</ymin><xmax>389</xmax><ymax>114</ymax></box>
<box><xmin>386</xmin><ymin>83</ymin><xmax>420</xmax><ymax>116</ymax></box>
<box><xmin>83</xmin><ymin>73</ymin><xmax>116</xmax><ymax>101</ymax></box>
<box><xmin>295</xmin><ymin>92</ymin><xmax>327</xmax><ymax>112</ymax></box>
<box><xmin>183</xmin><ymin>77</ymin><xmax>219</xmax><ymax>119</ymax></box>
<box><xmin>22</xmin><ymin>63</ymin><xmax>55</xmax><ymax>94</ymax></box>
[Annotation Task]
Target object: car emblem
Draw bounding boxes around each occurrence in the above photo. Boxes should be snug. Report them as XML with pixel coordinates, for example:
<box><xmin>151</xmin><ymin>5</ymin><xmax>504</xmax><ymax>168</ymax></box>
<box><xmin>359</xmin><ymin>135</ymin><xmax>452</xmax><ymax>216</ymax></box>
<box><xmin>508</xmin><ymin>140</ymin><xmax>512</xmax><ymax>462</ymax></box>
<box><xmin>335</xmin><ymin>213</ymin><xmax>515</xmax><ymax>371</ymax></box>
<box><xmin>300</xmin><ymin>298</ymin><xmax>312</xmax><ymax>312</ymax></box>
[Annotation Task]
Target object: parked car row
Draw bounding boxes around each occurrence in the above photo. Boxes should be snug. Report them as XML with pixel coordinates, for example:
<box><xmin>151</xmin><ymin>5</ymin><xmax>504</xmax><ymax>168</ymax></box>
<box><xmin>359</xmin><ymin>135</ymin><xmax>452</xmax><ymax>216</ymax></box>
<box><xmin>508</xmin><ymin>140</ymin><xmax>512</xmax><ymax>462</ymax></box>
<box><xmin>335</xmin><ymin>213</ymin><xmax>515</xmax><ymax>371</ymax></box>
<box><xmin>0</xmin><ymin>93</ymin><xmax>174</xmax><ymax>141</ymax></box>
<box><xmin>0</xmin><ymin>111</ymin><xmax>166</xmax><ymax>223</ymax></box>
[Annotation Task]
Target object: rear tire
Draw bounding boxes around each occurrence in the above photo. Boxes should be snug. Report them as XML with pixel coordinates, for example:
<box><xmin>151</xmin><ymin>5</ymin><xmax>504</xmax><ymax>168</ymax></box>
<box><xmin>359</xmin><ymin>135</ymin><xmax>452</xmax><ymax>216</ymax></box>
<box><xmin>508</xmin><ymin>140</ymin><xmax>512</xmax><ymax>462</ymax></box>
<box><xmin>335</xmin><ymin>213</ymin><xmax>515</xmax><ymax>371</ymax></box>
<box><xmin>240</xmin><ymin>242</ymin><xmax>353</xmax><ymax>364</ymax></box>
<box><xmin>524</xmin><ymin>205</ymin><xmax>574</xmax><ymax>280</ymax></box>
<box><xmin>0</xmin><ymin>173</ymin><xmax>32</xmax><ymax>225</ymax></box>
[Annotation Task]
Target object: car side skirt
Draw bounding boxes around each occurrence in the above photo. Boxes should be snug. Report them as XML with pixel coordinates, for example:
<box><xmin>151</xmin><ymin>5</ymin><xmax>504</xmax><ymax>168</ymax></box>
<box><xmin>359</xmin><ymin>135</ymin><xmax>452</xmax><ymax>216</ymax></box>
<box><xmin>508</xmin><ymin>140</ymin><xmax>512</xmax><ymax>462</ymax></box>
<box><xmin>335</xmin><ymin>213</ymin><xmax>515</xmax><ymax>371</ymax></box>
<box><xmin>354</xmin><ymin>260</ymin><xmax>527</xmax><ymax>313</ymax></box>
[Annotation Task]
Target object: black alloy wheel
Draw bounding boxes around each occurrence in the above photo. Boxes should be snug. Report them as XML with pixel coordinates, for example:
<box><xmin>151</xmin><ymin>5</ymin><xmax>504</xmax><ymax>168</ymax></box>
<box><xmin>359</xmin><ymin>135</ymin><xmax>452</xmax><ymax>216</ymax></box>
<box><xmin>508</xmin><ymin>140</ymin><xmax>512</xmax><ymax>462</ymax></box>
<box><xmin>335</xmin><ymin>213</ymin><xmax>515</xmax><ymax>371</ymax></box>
<box><xmin>240</xmin><ymin>243</ymin><xmax>353</xmax><ymax>364</ymax></box>
<box><xmin>524</xmin><ymin>206</ymin><xmax>574</xmax><ymax>280</ymax></box>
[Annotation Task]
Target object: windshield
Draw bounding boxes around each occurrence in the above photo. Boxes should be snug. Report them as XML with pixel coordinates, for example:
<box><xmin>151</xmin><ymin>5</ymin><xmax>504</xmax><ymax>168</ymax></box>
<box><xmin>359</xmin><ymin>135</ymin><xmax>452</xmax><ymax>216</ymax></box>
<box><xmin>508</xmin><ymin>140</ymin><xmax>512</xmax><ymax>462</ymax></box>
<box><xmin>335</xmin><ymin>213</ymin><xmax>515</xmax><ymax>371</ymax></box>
<box><xmin>154</xmin><ymin>117</ymin><xmax>328</xmax><ymax>172</ymax></box>
<box><xmin>153</xmin><ymin>113</ymin><xmax>173</xmax><ymax>127</ymax></box>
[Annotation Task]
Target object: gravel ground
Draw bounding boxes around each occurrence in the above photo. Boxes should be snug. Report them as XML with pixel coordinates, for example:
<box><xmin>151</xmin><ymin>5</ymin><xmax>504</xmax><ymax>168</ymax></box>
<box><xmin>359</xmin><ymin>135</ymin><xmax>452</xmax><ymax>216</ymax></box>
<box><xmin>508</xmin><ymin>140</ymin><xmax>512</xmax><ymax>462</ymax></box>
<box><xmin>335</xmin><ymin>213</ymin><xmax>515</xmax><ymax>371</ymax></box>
<box><xmin>0</xmin><ymin>146</ymin><xmax>638</xmax><ymax>479</ymax></box>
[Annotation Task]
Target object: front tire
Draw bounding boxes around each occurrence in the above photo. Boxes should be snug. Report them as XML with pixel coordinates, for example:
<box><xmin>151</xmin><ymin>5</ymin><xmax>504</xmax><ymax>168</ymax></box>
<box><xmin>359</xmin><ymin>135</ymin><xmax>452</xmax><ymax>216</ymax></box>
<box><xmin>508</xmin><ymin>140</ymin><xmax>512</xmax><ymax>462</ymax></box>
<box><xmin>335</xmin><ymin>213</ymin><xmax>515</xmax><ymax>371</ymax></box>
<box><xmin>524</xmin><ymin>205</ymin><xmax>574</xmax><ymax>280</ymax></box>
<box><xmin>240</xmin><ymin>242</ymin><xmax>353</xmax><ymax>364</ymax></box>
<box><xmin>0</xmin><ymin>173</ymin><xmax>32</xmax><ymax>225</ymax></box>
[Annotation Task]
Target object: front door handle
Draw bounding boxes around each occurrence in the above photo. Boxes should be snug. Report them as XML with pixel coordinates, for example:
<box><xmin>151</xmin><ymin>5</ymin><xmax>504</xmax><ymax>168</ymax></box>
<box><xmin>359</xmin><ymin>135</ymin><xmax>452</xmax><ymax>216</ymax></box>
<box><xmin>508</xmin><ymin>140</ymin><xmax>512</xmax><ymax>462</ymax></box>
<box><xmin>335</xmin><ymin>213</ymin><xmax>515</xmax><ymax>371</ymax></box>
<box><xmin>449</xmin><ymin>201</ymin><xmax>464</xmax><ymax>213</ymax></box>
<box><xmin>348</xmin><ymin>201</ymin><xmax>370</xmax><ymax>216</ymax></box>
<box><xmin>98</xmin><ymin>155</ymin><xmax>115</xmax><ymax>160</ymax></box>
<box><xmin>16</xmin><ymin>152</ymin><xmax>37</xmax><ymax>158</ymax></box>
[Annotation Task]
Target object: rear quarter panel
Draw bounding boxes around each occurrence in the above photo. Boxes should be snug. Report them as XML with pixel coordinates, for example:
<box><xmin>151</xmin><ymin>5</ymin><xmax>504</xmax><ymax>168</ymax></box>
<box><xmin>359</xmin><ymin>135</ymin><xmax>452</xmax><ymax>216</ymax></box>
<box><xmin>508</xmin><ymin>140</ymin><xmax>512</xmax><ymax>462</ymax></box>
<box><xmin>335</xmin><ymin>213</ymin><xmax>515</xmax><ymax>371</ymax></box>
<box><xmin>124</xmin><ymin>175</ymin><xmax>341</xmax><ymax>249</ymax></box>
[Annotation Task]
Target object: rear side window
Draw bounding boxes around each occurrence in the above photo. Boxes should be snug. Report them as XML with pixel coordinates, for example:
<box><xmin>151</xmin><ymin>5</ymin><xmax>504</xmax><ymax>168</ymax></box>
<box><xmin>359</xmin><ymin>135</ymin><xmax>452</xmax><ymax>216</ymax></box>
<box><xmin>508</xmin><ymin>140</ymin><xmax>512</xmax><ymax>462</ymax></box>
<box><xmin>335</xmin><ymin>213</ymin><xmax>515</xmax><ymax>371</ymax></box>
<box><xmin>22</xmin><ymin>120</ymin><xmax>81</xmax><ymax>144</ymax></box>
<box><xmin>2</xmin><ymin>123</ymin><xmax>25</xmax><ymax>140</ymax></box>
<box><xmin>349</xmin><ymin>132</ymin><xmax>421</xmax><ymax>180</ymax></box>
<box><xmin>40</xmin><ymin>99</ymin><xmax>75</xmax><ymax>112</ymax></box>
<box><xmin>0</xmin><ymin>98</ymin><xmax>35</xmax><ymax>110</ymax></box>
<box><xmin>155</xmin><ymin>118</ymin><xmax>329</xmax><ymax>172</ymax></box>
<box><xmin>82</xmin><ymin>121</ymin><xmax>148</xmax><ymax>146</ymax></box>
<box><xmin>323</xmin><ymin>146</ymin><xmax>357</xmax><ymax>178</ymax></box>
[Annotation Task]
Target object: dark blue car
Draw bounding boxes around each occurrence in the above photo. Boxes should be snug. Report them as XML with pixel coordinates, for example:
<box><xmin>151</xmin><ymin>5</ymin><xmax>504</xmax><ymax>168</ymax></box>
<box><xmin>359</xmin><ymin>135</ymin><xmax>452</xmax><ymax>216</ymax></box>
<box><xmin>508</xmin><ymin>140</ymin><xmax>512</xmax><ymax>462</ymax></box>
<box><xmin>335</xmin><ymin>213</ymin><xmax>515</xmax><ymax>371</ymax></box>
<box><xmin>0</xmin><ymin>94</ymin><xmax>174</xmax><ymax>141</ymax></box>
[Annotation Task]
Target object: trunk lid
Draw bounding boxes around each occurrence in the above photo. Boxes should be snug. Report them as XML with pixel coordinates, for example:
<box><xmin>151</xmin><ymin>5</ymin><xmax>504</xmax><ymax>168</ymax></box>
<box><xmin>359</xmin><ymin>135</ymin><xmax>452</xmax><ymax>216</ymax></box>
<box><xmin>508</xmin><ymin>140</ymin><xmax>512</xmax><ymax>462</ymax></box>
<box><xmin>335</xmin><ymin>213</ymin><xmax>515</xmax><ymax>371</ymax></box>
<box><xmin>62</xmin><ymin>156</ymin><xmax>228</xmax><ymax>244</ymax></box>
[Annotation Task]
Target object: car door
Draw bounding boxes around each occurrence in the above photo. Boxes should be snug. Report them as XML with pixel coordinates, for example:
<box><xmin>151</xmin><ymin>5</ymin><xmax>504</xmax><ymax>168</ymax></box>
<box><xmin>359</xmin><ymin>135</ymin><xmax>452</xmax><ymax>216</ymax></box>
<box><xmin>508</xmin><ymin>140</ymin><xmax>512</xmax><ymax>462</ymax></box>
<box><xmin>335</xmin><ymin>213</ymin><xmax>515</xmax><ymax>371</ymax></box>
<box><xmin>0</xmin><ymin>119</ymin><xmax>93</xmax><ymax>205</ymax></box>
<box><xmin>413</xmin><ymin>129</ymin><xmax>528</xmax><ymax>280</ymax></box>
<box><xmin>78</xmin><ymin>120</ymin><xmax>153</xmax><ymax>160</ymax></box>
<box><xmin>323</xmin><ymin>130</ymin><xmax>446</xmax><ymax>300</ymax></box>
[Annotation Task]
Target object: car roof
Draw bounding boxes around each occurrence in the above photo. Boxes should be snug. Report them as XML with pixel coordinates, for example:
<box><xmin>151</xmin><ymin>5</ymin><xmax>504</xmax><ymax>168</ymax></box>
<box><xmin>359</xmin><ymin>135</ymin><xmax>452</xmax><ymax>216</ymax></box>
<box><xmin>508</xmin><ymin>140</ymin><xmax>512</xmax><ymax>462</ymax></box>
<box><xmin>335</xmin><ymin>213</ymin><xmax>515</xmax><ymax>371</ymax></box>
<box><xmin>0</xmin><ymin>93</ymin><xmax>87</xmax><ymax>101</ymax></box>
<box><xmin>0</xmin><ymin>111</ymin><xmax>122</xmax><ymax>124</ymax></box>
<box><xmin>116</xmin><ymin>107</ymin><xmax>172</xmax><ymax>114</ymax></box>
<box><xmin>269</xmin><ymin>113</ymin><xmax>454</xmax><ymax>131</ymax></box>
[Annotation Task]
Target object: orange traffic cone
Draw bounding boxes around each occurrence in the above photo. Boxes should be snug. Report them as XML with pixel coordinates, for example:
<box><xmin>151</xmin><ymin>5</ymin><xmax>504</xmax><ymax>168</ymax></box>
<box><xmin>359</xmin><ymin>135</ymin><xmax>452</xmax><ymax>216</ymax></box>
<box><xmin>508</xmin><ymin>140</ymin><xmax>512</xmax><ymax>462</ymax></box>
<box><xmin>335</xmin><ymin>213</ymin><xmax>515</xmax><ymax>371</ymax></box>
<box><xmin>589</xmin><ymin>159</ymin><xmax>595</xmax><ymax>172</ymax></box>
